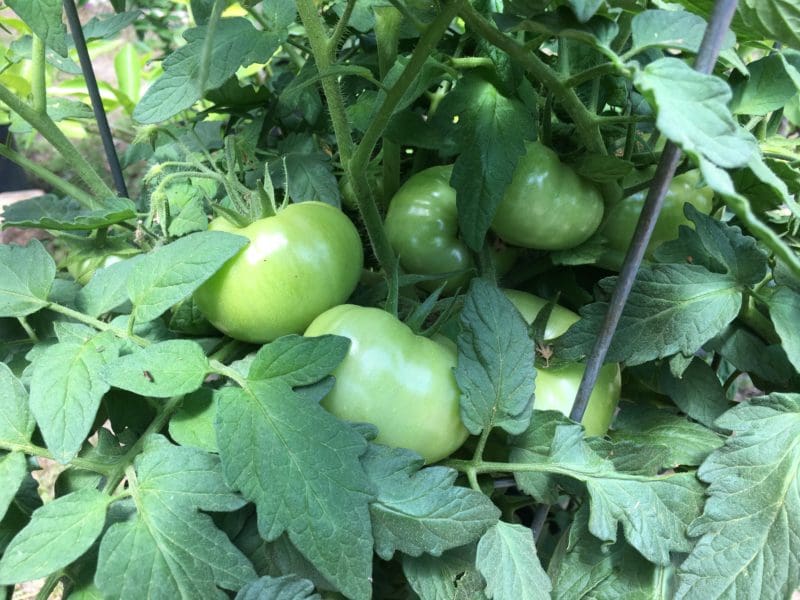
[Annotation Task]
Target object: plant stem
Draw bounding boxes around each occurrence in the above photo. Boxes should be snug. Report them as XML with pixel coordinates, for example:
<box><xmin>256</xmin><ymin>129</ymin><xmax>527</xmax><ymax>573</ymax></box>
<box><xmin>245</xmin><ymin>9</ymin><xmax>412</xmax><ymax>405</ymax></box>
<box><xmin>739</xmin><ymin>292</ymin><xmax>780</xmax><ymax>345</ymax></box>
<box><xmin>0</xmin><ymin>84</ymin><xmax>115</xmax><ymax>206</ymax></box>
<box><xmin>0</xmin><ymin>440</ymin><xmax>112</xmax><ymax>474</ymax></box>
<box><xmin>45</xmin><ymin>302</ymin><xmax>151</xmax><ymax>348</ymax></box>
<box><xmin>329</xmin><ymin>0</ymin><xmax>357</xmax><ymax>57</ymax></box>
<box><xmin>31</xmin><ymin>35</ymin><xmax>47</xmax><ymax>114</ymax></box>
<box><xmin>375</xmin><ymin>4</ymin><xmax>404</xmax><ymax>201</ymax></box>
<box><xmin>198</xmin><ymin>0</ymin><xmax>226</xmax><ymax>94</ymax></box>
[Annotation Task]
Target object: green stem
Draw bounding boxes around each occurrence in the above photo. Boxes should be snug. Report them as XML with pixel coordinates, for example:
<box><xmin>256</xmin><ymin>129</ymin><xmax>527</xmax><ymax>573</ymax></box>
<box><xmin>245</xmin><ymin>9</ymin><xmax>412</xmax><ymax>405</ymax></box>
<box><xmin>739</xmin><ymin>292</ymin><xmax>780</xmax><ymax>344</ymax></box>
<box><xmin>197</xmin><ymin>0</ymin><xmax>226</xmax><ymax>94</ymax></box>
<box><xmin>0</xmin><ymin>440</ymin><xmax>112</xmax><ymax>474</ymax></box>
<box><xmin>16</xmin><ymin>316</ymin><xmax>39</xmax><ymax>343</ymax></box>
<box><xmin>458</xmin><ymin>4</ymin><xmax>607</xmax><ymax>155</ymax></box>
<box><xmin>36</xmin><ymin>573</ymin><xmax>63</xmax><ymax>600</ymax></box>
<box><xmin>375</xmin><ymin>5</ymin><xmax>404</xmax><ymax>202</ymax></box>
<box><xmin>444</xmin><ymin>459</ymin><xmax>685</xmax><ymax>483</ymax></box>
<box><xmin>329</xmin><ymin>0</ymin><xmax>357</xmax><ymax>57</ymax></box>
<box><xmin>594</xmin><ymin>114</ymin><xmax>654</xmax><ymax>126</ymax></box>
<box><xmin>0</xmin><ymin>84</ymin><xmax>115</xmax><ymax>205</ymax></box>
<box><xmin>0</xmin><ymin>144</ymin><xmax>98</xmax><ymax>208</ymax></box>
<box><xmin>31</xmin><ymin>35</ymin><xmax>47</xmax><ymax>114</ymax></box>
<box><xmin>386</xmin><ymin>0</ymin><xmax>426</xmax><ymax>32</ymax></box>
<box><xmin>563</xmin><ymin>63</ymin><xmax>617</xmax><ymax>88</ymax></box>
<box><xmin>449</xmin><ymin>56</ymin><xmax>495</xmax><ymax>69</ymax></box>
<box><xmin>45</xmin><ymin>302</ymin><xmax>151</xmax><ymax>348</ymax></box>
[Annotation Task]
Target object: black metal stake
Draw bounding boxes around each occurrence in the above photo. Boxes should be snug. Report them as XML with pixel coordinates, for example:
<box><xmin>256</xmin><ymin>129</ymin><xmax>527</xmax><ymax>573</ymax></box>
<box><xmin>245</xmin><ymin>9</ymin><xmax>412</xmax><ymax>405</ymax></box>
<box><xmin>63</xmin><ymin>0</ymin><xmax>129</xmax><ymax>198</ymax></box>
<box><xmin>533</xmin><ymin>0</ymin><xmax>741</xmax><ymax>541</ymax></box>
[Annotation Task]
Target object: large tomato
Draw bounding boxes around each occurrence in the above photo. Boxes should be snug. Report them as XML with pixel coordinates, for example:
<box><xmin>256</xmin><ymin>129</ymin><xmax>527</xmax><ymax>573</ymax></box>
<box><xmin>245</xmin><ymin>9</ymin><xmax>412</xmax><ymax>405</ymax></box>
<box><xmin>304</xmin><ymin>304</ymin><xmax>469</xmax><ymax>463</ymax></box>
<box><xmin>194</xmin><ymin>201</ymin><xmax>363</xmax><ymax>343</ymax></box>
<box><xmin>384</xmin><ymin>165</ymin><xmax>517</xmax><ymax>293</ymax></box>
<box><xmin>504</xmin><ymin>289</ymin><xmax>621</xmax><ymax>435</ymax></box>
<box><xmin>492</xmin><ymin>142</ymin><xmax>604</xmax><ymax>250</ymax></box>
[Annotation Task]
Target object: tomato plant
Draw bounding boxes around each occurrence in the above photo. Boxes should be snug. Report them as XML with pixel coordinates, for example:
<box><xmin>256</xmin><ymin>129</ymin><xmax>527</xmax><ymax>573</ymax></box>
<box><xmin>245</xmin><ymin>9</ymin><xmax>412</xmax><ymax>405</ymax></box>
<box><xmin>193</xmin><ymin>202</ymin><xmax>363</xmax><ymax>343</ymax></box>
<box><xmin>491</xmin><ymin>142</ymin><xmax>604</xmax><ymax>250</ymax></box>
<box><xmin>305</xmin><ymin>304</ymin><xmax>468</xmax><ymax>463</ymax></box>
<box><xmin>504</xmin><ymin>290</ymin><xmax>621</xmax><ymax>436</ymax></box>
<box><xmin>385</xmin><ymin>165</ymin><xmax>516</xmax><ymax>292</ymax></box>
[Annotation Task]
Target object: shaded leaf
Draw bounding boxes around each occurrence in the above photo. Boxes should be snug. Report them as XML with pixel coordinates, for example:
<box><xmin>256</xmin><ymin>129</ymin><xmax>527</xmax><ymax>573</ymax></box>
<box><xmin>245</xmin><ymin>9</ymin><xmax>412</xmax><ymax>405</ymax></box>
<box><xmin>476</xmin><ymin>522</ymin><xmax>551</xmax><ymax>600</ymax></box>
<box><xmin>0</xmin><ymin>240</ymin><xmax>55</xmax><ymax>317</ymax></box>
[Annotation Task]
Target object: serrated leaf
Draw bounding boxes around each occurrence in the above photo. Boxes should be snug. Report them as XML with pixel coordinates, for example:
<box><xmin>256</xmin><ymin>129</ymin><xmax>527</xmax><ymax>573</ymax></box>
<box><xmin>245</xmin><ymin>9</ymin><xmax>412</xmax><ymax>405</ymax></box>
<box><xmin>29</xmin><ymin>331</ymin><xmax>123</xmax><ymax>463</ymax></box>
<box><xmin>0</xmin><ymin>488</ymin><xmax>109</xmax><ymax>584</ymax></box>
<box><xmin>133</xmin><ymin>19</ymin><xmax>280</xmax><ymax>123</ymax></box>
<box><xmin>128</xmin><ymin>230</ymin><xmax>247</xmax><ymax>324</ymax></box>
<box><xmin>0</xmin><ymin>362</ymin><xmax>35</xmax><ymax>444</ymax></box>
<box><xmin>768</xmin><ymin>286</ymin><xmax>800</xmax><ymax>373</ymax></box>
<box><xmin>269</xmin><ymin>153</ymin><xmax>340</xmax><ymax>207</ymax></box>
<box><xmin>0</xmin><ymin>240</ymin><xmax>55</xmax><ymax>317</ymax></box>
<box><xmin>654</xmin><ymin>204</ymin><xmax>769</xmax><ymax>286</ymax></box>
<box><xmin>434</xmin><ymin>76</ymin><xmax>535</xmax><ymax>251</ymax></box>
<box><xmin>248</xmin><ymin>335</ymin><xmax>349</xmax><ymax>386</ymax></box>
<box><xmin>456</xmin><ymin>279</ymin><xmax>536</xmax><ymax>436</ymax></box>
<box><xmin>76</xmin><ymin>255</ymin><xmax>142</xmax><ymax>318</ymax></box>
<box><xmin>476</xmin><ymin>522</ymin><xmax>551</xmax><ymax>600</ymax></box>
<box><xmin>103</xmin><ymin>340</ymin><xmax>209</xmax><ymax>397</ymax></box>
<box><xmin>0</xmin><ymin>453</ymin><xmax>27</xmax><ymax>521</ymax></box>
<box><xmin>215</xmin><ymin>380</ymin><xmax>373</xmax><ymax>600</ymax></box>
<box><xmin>630</xmin><ymin>9</ymin><xmax>733</xmax><ymax>56</ymax></box>
<box><xmin>363</xmin><ymin>444</ymin><xmax>499</xmax><ymax>560</ymax></box>
<box><xmin>1</xmin><ymin>195</ymin><xmax>136</xmax><ymax>230</ymax></box>
<box><xmin>235</xmin><ymin>575</ymin><xmax>320</xmax><ymax>600</ymax></box>
<box><xmin>6</xmin><ymin>0</ymin><xmax>68</xmax><ymax>56</ymax></box>
<box><xmin>708</xmin><ymin>324</ymin><xmax>798</xmax><ymax>388</ymax></box>
<box><xmin>676</xmin><ymin>394</ymin><xmax>800</xmax><ymax>599</ymax></box>
<box><xmin>95</xmin><ymin>439</ymin><xmax>255</xmax><ymax>599</ymax></box>
<box><xmin>634</xmin><ymin>57</ymin><xmax>757</xmax><ymax>169</ymax></box>
<box><xmin>509</xmin><ymin>411</ymin><xmax>572</xmax><ymax>503</ymax></box>
<box><xmin>556</xmin><ymin>264</ymin><xmax>741</xmax><ymax>365</ymax></box>
<box><xmin>610</xmin><ymin>404</ymin><xmax>724</xmax><ymax>467</ymax></box>
<box><xmin>403</xmin><ymin>545</ymin><xmax>488</xmax><ymax>600</ymax></box>
<box><xmin>79</xmin><ymin>10</ymin><xmax>141</xmax><ymax>42</ymax></box>
<box><xmin>658</xmin><ymin>359</ymin><xmax>731</xmax><ymax>430</ymax></box>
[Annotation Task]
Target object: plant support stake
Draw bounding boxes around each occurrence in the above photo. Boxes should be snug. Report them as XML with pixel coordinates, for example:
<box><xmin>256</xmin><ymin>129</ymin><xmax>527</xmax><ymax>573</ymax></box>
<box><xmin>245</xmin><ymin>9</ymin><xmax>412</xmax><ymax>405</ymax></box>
<box><xmin>533</xmin><ymin>0</ymin><xmax>741</xmax><ymax>541</ymax></box>
<box><xmin>63</xmin><ymin>0</ymin><xmax>129</xmax><ymax>198</ymax></box>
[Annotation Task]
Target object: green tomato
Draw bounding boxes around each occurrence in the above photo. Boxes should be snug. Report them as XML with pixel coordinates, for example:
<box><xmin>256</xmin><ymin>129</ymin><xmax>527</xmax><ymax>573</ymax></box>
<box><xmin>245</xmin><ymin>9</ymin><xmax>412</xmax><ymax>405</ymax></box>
<box><xmin>304</xmin><ymin>304</ymin><xmax>469</xmax><ymax>463</ymax></box>
<box><xmin>385</xmin><ymin>165</ymin><xmax>517</xmax><ymax>293</ymax></box>
<box><xmin>599</xmin><ymin>169</ymin><xmax>714</xmax><ymax>266</ymax></box>
<box><xmin>194</xmin><ymin>201</ymin><xmax>363</xmax><ymax>343</ymax></box>
<box><xmin>504</xmin><ymin>289</ymin><xmax>621</xmax><ymax>436</ymax></box>
<box><xmin>492</xmin><ymin>142</ymin><xmax>604</xmax><ymax>250</ymax></box>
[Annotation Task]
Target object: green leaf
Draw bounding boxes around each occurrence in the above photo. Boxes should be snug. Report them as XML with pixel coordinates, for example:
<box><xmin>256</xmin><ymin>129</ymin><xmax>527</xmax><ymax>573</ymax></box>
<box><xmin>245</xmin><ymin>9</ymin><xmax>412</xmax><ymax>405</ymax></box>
<box><xmin>103</xmin><ymin>340</ymin><xmax>209</xmax><ymax>398</ymax></box>
<box><xmin>248</xmin><ymin>334</ymin><xmax>349</xmax><ymax>386</ymax></box>
<box><xmin>0</xmin><ymin>453</ymin><xmax>27</xmax><ymax>521</ymax></box>
<box><xmin>509</xmin><ymin>411</ymin><xmax>571</xmax><ymax>503</ymax></box>
<box><xmin>363</xmin><ymin>444</ymin><xmax>499</xmax><ymax>560</ymax></box>
<box><xmin>235</xmin><ymin>575</ymin><xmax>319</xmax><ymax>600</ymax></box>
<box><xmin>76</xmin><ymin>255</ymin><xmax>142</xmax><ymax>318</ymax></box>
<box><xmin>215</xmin><ymin>380</ymin><xmax>373</xmax><ymax>600</ymax></box>
<box><xmin>456</xmin><ymin>278</ymin><xmax>536</xmax><ymax>436</ymax></box>
<box><xmin>634</xmin><ymin>57</ymin><xmax>757</xmax><ymax>169</ymax></box>
<box><xmin>0</xmin><ymin>240</ymin><xmax>55</xmax><ymax>317</ymax></box>
<box><xmin>435</xmin><ymin>76</ymin><xmax>535</xmax><ymax>251</ymax></box>
<box><xmin>169</xmin><ymin>388</ymin><xmax>218</xmax><ymax>452</ymax></box>
<box><xmin>79</xmin><ymin>10</ymin><xmax>141</xmax><ymax>42</ymax></box>
<box><xmin>657</xmin><ymin>359</ymin><xmax>731</xmax><ymax>430</ymax></box>
<box><xmin>166</xmin><ymin>182</ymin><xmax>209</xmax><ymax>237</ymax></box>
<box><xmin>708</xmin><ymin>324</ymin><xmax>798</xmax><ymax>388</ymax></box>
<box><xmin>403</xmin><ymin>545</ymin><xmax>488</xmax><ymax>600</ymax></box>
<box><xmin>511</xmin><ymin>7</ymin><xmax>619</xmax><ymax>51</ymax></box>
<box><xmin>0</xmin><ymin>488</ymin><xmax>109</xmax><ymax>584</ymax></box>
<box><xmin>128</xmin><ymin>230</ymin><xmax>248</xmax><ymax>324</ymax></box>
<box><xmin>476</xmin><ymin>522</ymin><xmax>551</xmax><ymax>600</ymax></box>
<box><xmin>675</xmin><ymin>394</ymin><xmax>800</xmax><ymax>599</ymax></box>
<box><xmin>269</xmin><ymin>153</ymin><xmax>341</xmax><ymax>207</ymax></box>
<box><xmin>1</xmin><ymin>195</ymin><xmax>136</xmax><ymax>230</ymax></box>
<box><xmin>95</xmin><ymin>439</ymin><xmax>255</xmax><ymax>598</ymax></box>
<box><xmin>730</xmin><ymin>54</ymin><xmax>799</xmax><ymax>116</ymax></box>
<box><xmin>566</xmin><ymin>0</ymin><xmax>604</xmax><ymax>23</ymax></box>
<box><xmin>610</xmin><ymin>404</ymin><xmax>724</xmax><ymax>467</ymax></box>
<box><xmin>738</xmin><ymin>0</ymin><xmax>800</xmax><ymax>50</ymax></box>
<box><xmin>768</xmin><ymin>286</ymin><xmax>800</xmax><ymax>373</ymax></box>
<box><xmin>133</xmin><ymin>18</ymin><xmax>281</xmax><ymax>123</ymax></box>
<box><xmin>29</xmin><ymin>330</ymin><xmax>123</xmax><ymax>463</ymax></box>
<box><xmin>0</xmin><ymin>362</ymin><xmax>35</xmax><ymax>444</ymax></box>
<box><xmin>556</xmin><ymin>264</ymin><xmax>741</xmax><ymax>365</ymax></box>
<box><xmin>570</xmin><ymin>154</ymin><xmax>634</xmax><ymax>184</ymax></box>
<box><xmin>6</xmin><ymin>0</ymin><xmax>68</xmax><ymax>56</ymax></box>
<box><xmin>630</xmin><ymin>9</ymin><xmax>733</xmax><ymax>56</ymax></box>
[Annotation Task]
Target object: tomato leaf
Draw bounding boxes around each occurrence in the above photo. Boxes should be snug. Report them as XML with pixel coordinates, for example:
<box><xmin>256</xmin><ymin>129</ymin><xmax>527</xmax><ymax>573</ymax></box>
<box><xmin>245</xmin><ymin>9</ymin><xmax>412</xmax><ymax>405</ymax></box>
<box><xmin>95</xmin><ymin>438</ymin><xmax>255</xmax><ymax>598</ymax></box>
<box><xmin>768</xmin><ymin>286</ymin><xmax>800</xmax><ymax>373</ymax></box>
<box><xmin>456</xmin><ymin>278</ymin><xmax>536</xmax><ymax>436</ymax></box>
<box><xmin>556</xmin><ymin>264</ymin><xmax>742</xmax><ymax>366</ymax></box>
<box><xmin>128</xmin><ymin>230</ymin><xmax>248</xmax><ymax>324</ymax></box>
<box><xmin>362</xmin><ymin>444</ymin><xmax>499</xmax><ymax>560</ymax></box>
<box><xmin>509</xmin><ymin>411</ymin><xmax>568</xmax><ymax>503</ymax></box>
<box><xmin>5</xmin><ymin>0</ymin><xmax>68</xmax><ymax>56</ymax></box>
<box><xmin>675</xmin><ymin>394</ymin><xmax>800</xmax><ymax>598</ymax></box>
<box><xmin>103</xmin><ymin>340</ymin><xmax>210</xmax><ymax>398</ymax></box>
<box><xmin>76</xmin><ymin>255</ymin><xmax>142</xmax><ymax>318</ymax></box>
<box><xmin>657</xmin><ymin>358</ymin><xmax>732</xmax><ymax>430</ymax></box>
<box><xmin>248</xmin><ymin>334</ymin><xmax>349</xmax><ymax>387</ymax></box>
<box><xmin>0</xmin><ymin>488</ymin><xmax>110</xmax><ymax>584</ymax></box>
<box><xmin>169</xmin><ymin>387</ymin><xmax>218</xmax><ymax>452</ymax></box>
<box><xmin>476</xmin><ymin>522</ymin><xmax>551</xmax><ymax>600</ymax></box>
<box><xmin>403</xmin><ymin>545</ymin><xmax>487</xmax><ymax>600</ymax></box>
<box><xmin>0</xmin><ymin>240</ymin><xmax>55</xmax><ymax>317</ymax></box>
<box><xmin>234</xmin><ymin>575</ymin><xmax>319</xmax><ymax>600</ymax></box>
<box><xmin>0</xmin><ymin>453</ymin><xmax>27</xmax><ymax>522</ymax></box>
<box><xmin>215</xmin><ymin>380</ymin><xmax>373</xmax><ymax>600</ymax></box>
<box><xmin>634</xmin><ymin>57</ymin><xmax>757</xmax><ymax>169</ymax></box>
<box><xmin>630</xmin><ymin>9</ymin><xmax>734</xmax><ymax>56</ymax></box>
<box><xmin>0</xmin><ymin>362</ymin><xmax>35</xmax><ymax>445</ymax></box>
<box><xmin>737</xmin><ymin>0</ymin><xmax>800</xmax><ymax>50</ymax></box>
<box><xmin>436</xmin><ymin>75</ymin><xmax>535</xmax><ymax>252</ymax></box>
<box><xmin>1</xmin><ymin>195</ymin><xmax>136</xmax><ymax>231</ymax></box>
<box><xmin>730</xmin><ymin>54</ymin><xmax>799</xmax><ymax>116</ymax></box>
<box><xmin>29</xmin><ymin>329</ymin><xmax>123</xmax><ymax>463</ymax></box>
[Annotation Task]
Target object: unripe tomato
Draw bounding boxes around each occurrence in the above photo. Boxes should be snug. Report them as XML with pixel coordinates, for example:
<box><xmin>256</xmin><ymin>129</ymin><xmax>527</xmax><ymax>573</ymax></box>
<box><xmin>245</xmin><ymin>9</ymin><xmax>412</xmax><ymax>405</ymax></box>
<box><xmin>492</xmin><ymin>142</ymin><xmax>604</xmax><ymax>250</ymax></box>
<box><xmin>194</xmin><ymin>202</ymin><xmax>363</xmax><ymax>343</ymax></box>
<box><xmin>504</xmin><ymin>289</ymin><xmax>621</xmax><ymax>435</ymax></box>
<box><xmin>304</xmin><ymin>304</ymin><xmax>469</xmax><ymax>463</ymax></box>
<box><xmin>385</xmin><ymin>165</ymin><xmax>517</xmax><ymax>293</ymax></box>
